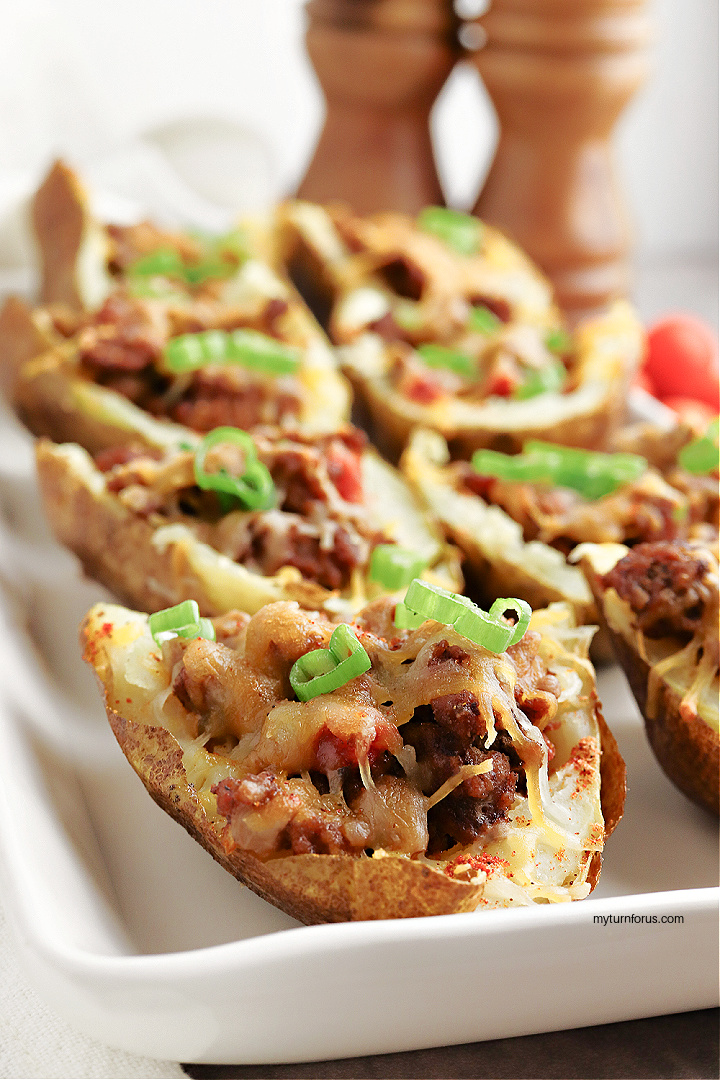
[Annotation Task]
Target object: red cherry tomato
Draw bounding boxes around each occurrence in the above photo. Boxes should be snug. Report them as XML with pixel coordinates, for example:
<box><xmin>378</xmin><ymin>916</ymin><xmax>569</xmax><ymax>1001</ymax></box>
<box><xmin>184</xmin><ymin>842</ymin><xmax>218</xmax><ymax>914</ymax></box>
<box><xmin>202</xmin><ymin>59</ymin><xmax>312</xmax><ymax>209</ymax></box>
<box><xmin>644</xmin><ymin>314</ymin><xmax>719</xmax><ymax>411</ymax></box>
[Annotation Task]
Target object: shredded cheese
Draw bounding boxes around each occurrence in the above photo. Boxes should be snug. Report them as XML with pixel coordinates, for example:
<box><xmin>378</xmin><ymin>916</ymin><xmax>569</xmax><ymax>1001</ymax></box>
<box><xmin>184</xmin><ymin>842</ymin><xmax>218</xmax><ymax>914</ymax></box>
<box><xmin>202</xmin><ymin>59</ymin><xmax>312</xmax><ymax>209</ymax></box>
<box><xmin>426</xmin><ymin>760</ymin><xmax>493</xmax><ymax>809</ymax></box>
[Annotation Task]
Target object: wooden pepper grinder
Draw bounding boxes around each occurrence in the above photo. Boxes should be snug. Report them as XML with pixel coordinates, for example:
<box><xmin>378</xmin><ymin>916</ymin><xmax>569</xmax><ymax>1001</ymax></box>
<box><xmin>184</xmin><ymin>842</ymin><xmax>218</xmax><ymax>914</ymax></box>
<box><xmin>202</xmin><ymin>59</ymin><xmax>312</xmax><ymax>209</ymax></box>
<box><xmin>296</xmin><ymin>0</ymin><xmax>461</xmax><ymax>213</ymax></box>
<box><xmin>469</xmin><ymin>0</ymin><xmax>651</xmax><ymax>318</ymax></box>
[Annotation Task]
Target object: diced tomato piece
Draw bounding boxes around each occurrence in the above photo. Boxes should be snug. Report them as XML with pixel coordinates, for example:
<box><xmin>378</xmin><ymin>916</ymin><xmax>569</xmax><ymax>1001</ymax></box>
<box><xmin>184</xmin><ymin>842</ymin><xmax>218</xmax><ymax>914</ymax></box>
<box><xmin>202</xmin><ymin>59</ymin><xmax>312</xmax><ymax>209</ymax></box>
<box><xmin>486</xmin><ymin>354</ymin><xmax>521</xmax><ymax>398</ymax></box>
<box><xmin>326</xmin><ymin>441</ymin><xmax>364</xmax><ymax>503</ymax></box>
<box><xmin>644</xmin><ymin>315</ymin><xmax>719</xmax><ymax>411</ymax></box>
<box><xmin>402</xmin><ymin>372</ymin><xmax>444</xmax><ymax>404</ymax></box>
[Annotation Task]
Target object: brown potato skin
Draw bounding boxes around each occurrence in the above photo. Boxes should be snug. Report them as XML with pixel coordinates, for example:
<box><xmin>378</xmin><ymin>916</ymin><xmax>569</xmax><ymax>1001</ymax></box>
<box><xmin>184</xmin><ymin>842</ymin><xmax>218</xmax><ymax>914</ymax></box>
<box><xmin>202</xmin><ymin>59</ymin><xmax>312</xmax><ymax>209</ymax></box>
<box><xmin>584</xmin><ymin>559</ymin><xmax>719</xmax><ymax>817</ymax></box>
<box><xmin>105</xmin><ymin>705</ymin><xmax>486</xmax><ymax>924</ymax></box>
<box><xmin>354</xmin><ymin>372</ymin><xmax>628</xmax><ymax>464</ymax></box>
<box><xmin>15</xmin><ymin>351</ymin><xmax>149</xmax><ymax>453</ymax></box>
<box><xmin>32</xmin><ymin>160</ymin><xmax>92</xmax><ymax>309</ymax></box>
<box><xmin>609</xmin><ymin>631</ymin><xmax>718</xmax><ymax>817</ymax></box>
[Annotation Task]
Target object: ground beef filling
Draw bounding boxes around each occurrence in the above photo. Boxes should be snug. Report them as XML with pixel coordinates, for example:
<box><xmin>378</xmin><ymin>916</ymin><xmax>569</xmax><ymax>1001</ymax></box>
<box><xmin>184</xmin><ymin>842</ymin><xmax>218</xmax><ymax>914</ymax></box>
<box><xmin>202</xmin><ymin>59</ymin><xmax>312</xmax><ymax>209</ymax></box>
<box><xmin>603</xmin><ymin>541</ymin><xmax>716</xmax><ymax>640</ymax></box>
<box><xmin>205</xmin><ymin>632</ymin><xmax>559</xmax><ymax>859</ymax></box>
<box><xmin>95</xmin><ymin>429</ymin><xmax>379</xmax><ymax>591</ymax></box>
<box><xmin>457</xmin><ymin>466</ymin><xmax>688</xmax><ymax>552</ymax></box>
<box><xmin>77</xmin><ymin>291</ymin><xmax>304</xmax><ymax>431</ymax></box>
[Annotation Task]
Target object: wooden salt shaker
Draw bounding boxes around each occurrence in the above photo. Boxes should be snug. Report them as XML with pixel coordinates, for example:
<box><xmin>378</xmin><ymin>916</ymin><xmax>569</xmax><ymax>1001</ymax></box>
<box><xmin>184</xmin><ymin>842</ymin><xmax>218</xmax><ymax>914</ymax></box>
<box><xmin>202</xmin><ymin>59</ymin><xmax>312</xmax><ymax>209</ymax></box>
<box><xmin>296</xmin><ymin>0</ymin><xmax>460</xmax><ymax>213</ymax></box>
<box><xmin>469</xmin><ymin>0</ymin><xmax>651</xmax><ymax>318</ymax></box>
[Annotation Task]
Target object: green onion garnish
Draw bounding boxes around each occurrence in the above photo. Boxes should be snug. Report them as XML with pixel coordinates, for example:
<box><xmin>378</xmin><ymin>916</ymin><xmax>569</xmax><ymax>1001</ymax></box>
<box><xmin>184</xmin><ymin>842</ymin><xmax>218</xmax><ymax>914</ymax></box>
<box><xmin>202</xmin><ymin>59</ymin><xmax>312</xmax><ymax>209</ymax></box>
<box><xmin>183</xmin><ymin>259</ymin><xmax>232</xmax><ymax>285</ymax></box>
<box><xmin>163</xmin><ymin>329</ymin><xmax>301</xmax><ymax>376</ymax></box>
<box><xmin>469</xmin><ymin>305</ymin><xmax>502</xmax><ymax>335</ymax></box>
<box><xmin>149</xmin><ymin>599</ymin><xmax>215</xmax><ymax>646</ymax></box>
<box><xmin>417</xmin><ymin>343</ymin><xmax>476</xmax><ymax>378</ymax></box>
<box><xmin>128</xmin><ymin>248</ymin><xmax>185</xmax><ymax>278</ymax></box>
<box><xmin>128</xmin><ymin>229</ymin><xmax>248</xmax><ymax>288</ymax></box>
<box><xmin>472</xmin><ymin>441</ymin><xmax>648</xmax><ymax>500</ymax></box>
<box><xmin>194</xmin><ymin>427</ymin><xmax>276</xmax><ymax>511</ymax></box>
<box><xmin>402</xmin><ymin>579</ymin><xmax>474</xmax><ymax>626</ymax></box>
<box><xmin>417</xmin><ymin>206</ymin><xmax>484</xmax><ymax>256</ymax></box>
<box><xmin>395</xmin><ymin>580</ymin><xmax>531</xmax><ymax>653</ymax></box>
<box><xmin>678</xmin><ymin>417</ymin><xmax>719</xmax><ymax>475</ymax></box>
<box><xmin>393</xmin><ymin>601</ymin><xmax>425</xmax><ymax>630</ymax></box>
<box><xmin>513</xmin><ymin>358</ymin><xmax>566</xmax><ymax>400</ymax></box>
<box><xmin>289</xmin><ymin>623</ymin><xmax>372</xmax><ymax>702</ymax></box>
<box><xmin>368</xmin><ymin>544</ymin><xmax>428</xmax><ymax>591</ymax></box>
<box><xmin>545</xmin><ymin>328</ymin><xmax>573</xmax><ymax>354</ymax></box>
<box><xmin>393</xmin><ymin>300</ymin><xmax>424</xmax><ymax>332</ymax></box>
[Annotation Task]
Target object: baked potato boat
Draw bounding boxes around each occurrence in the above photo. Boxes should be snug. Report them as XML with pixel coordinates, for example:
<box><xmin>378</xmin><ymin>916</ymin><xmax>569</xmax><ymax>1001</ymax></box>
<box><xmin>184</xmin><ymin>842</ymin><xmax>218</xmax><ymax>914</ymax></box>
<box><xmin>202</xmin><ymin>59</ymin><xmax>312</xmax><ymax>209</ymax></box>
<box><xmin>579</xmin><ymin>540</ymin><xmax>719</xmax><ymax>816</ymax></box>
<box><xmin>82</xmin><ymin>588</ymin><xmax>625</xmax><ymax>923</ymax></box>
<box><xmin>401</xmin><ymin>427</ymin><xmax>719</xmax><ymax>652</ymax></box>
<box><xmin>278</xmin><ymin>201</ymin><xmax>641</xmax><ymax>458</ymax></box>
<box><xmin>37</xmin><ymin>419</ymin><xmax>461</xmax><ymax>618</ymax></box>
<box><xmin>7</xmin><ymin>162</ymin><xmax>351</xmax><ymax>447</ymax></box>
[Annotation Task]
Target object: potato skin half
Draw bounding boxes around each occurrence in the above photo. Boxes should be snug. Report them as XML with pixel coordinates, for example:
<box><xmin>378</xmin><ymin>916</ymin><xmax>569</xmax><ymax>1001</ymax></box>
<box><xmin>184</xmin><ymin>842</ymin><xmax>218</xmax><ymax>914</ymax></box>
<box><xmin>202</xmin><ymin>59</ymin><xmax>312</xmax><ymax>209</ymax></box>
<box><xmin>605</xmin><ymin>628</ymin><xmax>718</xmax><ymax>817</ymax></box>
<box><xmin>104</xmin><ymin>705</ymin><xmax>485</xmax><ymax>924</ymax></box>
<box><xmin>582</xmin><ymin>549</ymin><xmax>719</xmax><ymax>817</ymax></box>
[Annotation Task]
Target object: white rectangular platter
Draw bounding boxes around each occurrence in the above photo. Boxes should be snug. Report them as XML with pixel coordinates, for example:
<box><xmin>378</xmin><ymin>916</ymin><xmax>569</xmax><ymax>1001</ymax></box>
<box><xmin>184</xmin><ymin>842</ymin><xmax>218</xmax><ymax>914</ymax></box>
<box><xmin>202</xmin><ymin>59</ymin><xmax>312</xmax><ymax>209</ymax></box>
<box><xmin>0</xmin><ymin>410</ymin><xmax>717</xmax><ymax>1065</ymax></box>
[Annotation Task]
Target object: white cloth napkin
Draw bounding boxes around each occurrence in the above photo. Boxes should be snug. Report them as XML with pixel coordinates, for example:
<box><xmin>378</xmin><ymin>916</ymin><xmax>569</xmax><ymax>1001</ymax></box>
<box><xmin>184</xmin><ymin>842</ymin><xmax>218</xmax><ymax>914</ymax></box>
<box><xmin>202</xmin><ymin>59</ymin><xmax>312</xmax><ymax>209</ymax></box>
<box><xmin>0</xmin><ymin>122</ymin><xmax>275</xmax><ymax>1078</ymax></box>
<box><xmin>0</xmin><ymin>903</ymin><xmax>187</xmax><ymax>1080</ymax></box>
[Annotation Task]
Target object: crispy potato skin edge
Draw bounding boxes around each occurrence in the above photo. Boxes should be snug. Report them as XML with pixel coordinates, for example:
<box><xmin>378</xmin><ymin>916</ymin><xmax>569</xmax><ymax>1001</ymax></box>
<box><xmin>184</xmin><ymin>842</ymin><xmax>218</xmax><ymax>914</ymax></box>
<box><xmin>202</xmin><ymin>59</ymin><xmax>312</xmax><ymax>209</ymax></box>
<box><xmin>584</xmin><ymin>562</ymin><xmax>719</xmax><ymax>818</ymax></box>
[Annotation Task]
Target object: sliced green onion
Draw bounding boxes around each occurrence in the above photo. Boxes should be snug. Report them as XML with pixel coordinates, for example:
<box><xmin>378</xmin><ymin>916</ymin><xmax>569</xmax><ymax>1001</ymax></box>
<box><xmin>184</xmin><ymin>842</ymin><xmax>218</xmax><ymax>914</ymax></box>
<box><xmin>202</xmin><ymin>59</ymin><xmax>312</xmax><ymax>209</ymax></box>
<box><xmin>402</xmin><ymin>579</ymin><xmax>473</xmax><ymax>625</ymax></box>
<box><xmin>472</xmin><ymin>442</ymin><xmax>648</xmax><ymax>500</ymax></box>
<box><xmin>678</xmin><ymin>418</ymin><xmax>719</xmax><ymax>475</ymax></box>
<box><xmin>545</xmin><ymin>328</ymin><xmax>573</xmax><ymax>354</ymax></box>
<box><xmin>417</xmin><ymin>343</ymin><xmax>476</xmax><ymax>378</ymax></box>
<box><xmin>397</xmin><ymin>580</ymin><xmax>531</xmax><ymax>653</ymax></box>
<box><xmin>183</xmin><ymin>260</ymin><xmax>231</xmax><ymax>285</ymax></box>
<box><xmin>127</xmin><ymin>278</ymin><xmax>188</xmax><ymax>302</ymax></box>
<box><xmin>128</xmin><ymin>248</ymin><xmax>185</xmax><ymax>278</ymax></box>
<box><xmin>194</xmin><ymin>427</ymin><xmax>276</xmax><ymax>511</ymax></box>
<box><xmin>417</xmin><ymin>206</ymin><xmax>483</xmax><ymax>257</ymax></box>
<box><xmin>394</xmin><ymin>601</ymin><xmax>426</xmax><ymax>630</ymax></box>
<box><xmin>215</xmin><ymin>227</ymin><xmax>250</xmax><ymax>261</ymax></box>
<box><xmin>290</xmin><ymin>623</ymin><xmax>371</xmax><ymax>702</ymax></box>
<box><xmin>393</xmin><ymin>300</ymin><xmax>424</xmax><ymax>332</ymax></box>
<box><xmin>469</xmin><ymin>304</ymin><xmax>502</xmax><ymax>335</ymax></box>
<box><xmin>369</xmin><ymin>545</ymin><xmax>428</xmax><ymax>591</ymax></box>
<box><xmin>514</xmin><ymin>358</ymin><xmax>566</xmax><ymax>400</ymax></box>
<box><xmin>472</xmin><ymin>448</ymin><xmax>552</xmax><ymax>483</ymax></box>
<box><xmin>452</xmin><ymin>605</ymin><xmax>514</xmax><ymax>652</ymax></box>
<box><xmin>128</xmin><ymin>232</ymin><xmax>246</xmax><ymax>288</ymax></box>
<box><xmin>488</xmin><ymin>597</ymin><xmax>532</xmax><ymax>646</ymax></box>
<box><xmin>162</xmin><ymin>329</ymin><xmax>301</xmax><ymax>376</ymax></box>
<box><xmin>149</xmin><ymin>599</ymin><xmax>216</xmax><ymax>646</ymax></box>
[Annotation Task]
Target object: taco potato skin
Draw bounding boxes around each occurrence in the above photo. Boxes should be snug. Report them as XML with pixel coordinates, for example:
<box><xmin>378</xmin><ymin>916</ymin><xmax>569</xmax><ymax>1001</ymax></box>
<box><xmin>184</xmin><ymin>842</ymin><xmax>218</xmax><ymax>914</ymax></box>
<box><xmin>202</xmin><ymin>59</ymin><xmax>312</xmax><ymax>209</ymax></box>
<box><xmin>82</xmin><ymin>597</ymin><xmax>621</xmax><ymax>923</ymax></box>
<box><xmin>277</xmin><ymin>202</ymin><xmax>641</xmax><ymax>459</ymax></box>
<box><xmin>37</xmin><ymin>433</ymin><xmax>462</xmax><ymax>618</ymax></box>
<box><xmin>12</xmin><ymin>162</ymin><xmax>352</xmax><ymax>447</ymax></box>
<box><xmin>580</xmin><ymin>542</ymin><xmax>719</xmax><ymax>816</ymax></box>
<box><xmin>342</xmin><ymin>301</ymin><xmax>642</xmax><ymax>460</ymax></box>
<box><xmin>400</xmin><ymin>427</ymin><xmax>605</xmax><ymax>654</ymax></box>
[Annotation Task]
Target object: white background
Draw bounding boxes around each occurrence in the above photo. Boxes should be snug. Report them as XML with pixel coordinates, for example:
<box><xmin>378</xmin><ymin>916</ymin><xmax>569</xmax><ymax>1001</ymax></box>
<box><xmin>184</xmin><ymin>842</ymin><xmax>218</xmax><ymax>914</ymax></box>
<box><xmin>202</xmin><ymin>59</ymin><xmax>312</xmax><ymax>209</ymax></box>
<box><xmin>0</xmin><ymin>0</ymin><xmax>717</xmax><ymax>319</ymax></box>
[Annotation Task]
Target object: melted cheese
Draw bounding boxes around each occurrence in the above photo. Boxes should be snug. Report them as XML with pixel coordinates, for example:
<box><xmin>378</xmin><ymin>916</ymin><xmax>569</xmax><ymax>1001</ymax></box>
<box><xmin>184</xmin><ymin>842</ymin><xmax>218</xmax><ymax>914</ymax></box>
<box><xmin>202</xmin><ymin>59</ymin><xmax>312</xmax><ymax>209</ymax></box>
<box><xmin>85</xmin><ymin>597</ymin><xmax>605</xmax><ymax>908</ymax></box>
